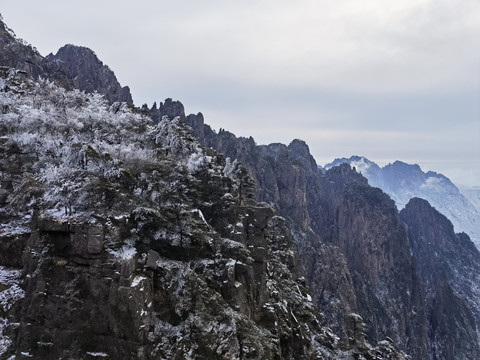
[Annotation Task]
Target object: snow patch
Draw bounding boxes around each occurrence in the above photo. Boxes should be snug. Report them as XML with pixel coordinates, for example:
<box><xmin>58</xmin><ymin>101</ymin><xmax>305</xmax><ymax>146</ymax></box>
<box><xmin>191</xmin><ymin>209</ymin><xmax>209</xmax><ymax>226</ymax></box>
<box><xmin>0</xmin><ymin>267</ymin><xmax>22</xmax><ymax>286</ymax></box>
<box><xmin>107</xmin><ymin>244</ymin><xmax>136</xmax><ymax>260</ymax></box>
<box><xmin>186</xmin><ymin>150</ymin><xmax>205</xmax><ymax>172</ymax></box>
<box><xmin>420</xmin><ymin>176</ymin><xmax>444</xmax><ymax>191</ymax></box>
<box><xmin>0</xmin><ymin>222</ymin><xmax>30</xmax><ymax>237</ymax></box>
<box><xmin>131</xmin><ymin>275</ymin><xmax>147</xmax><ymax>287</ymax></box>
<box><xmin>0</xmin><ymin>318</ymin><xmax>12</xmax><ymax>357</ymax></box>
<box><xmin>350</xmin><ymin>157</ymin><xmax>372</xmax><ymax>175</ymax></box>
<box><xmin>86</xmin><ymin>352</ymin><xmax>109</xmax><ymax>358</ymax></box>
<box><xmin>0</xmin><ymin>285</ymin><xmax>25</xmax><ymax>312</ymax></box>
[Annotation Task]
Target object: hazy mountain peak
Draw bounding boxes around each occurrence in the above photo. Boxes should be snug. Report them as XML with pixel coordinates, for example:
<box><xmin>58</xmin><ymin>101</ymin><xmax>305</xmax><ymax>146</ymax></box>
<box><xmin>325</xmin><ymin>155</ymin><xmax>376</xmax><ymax>169</ymax></box>
<box><xmin>325</xmin><ymin>156</ymin><xmax>381</xmax><ymax>183</ymax></box>
<box><xmin>385</xmin><ymin>160</ymin><xmax>422</xmax><ymax>174</ymax></box>
<box><xmin>325</xmin><ymin>156</ymin><xmax>480</xmax><ymax>248</ymax></box>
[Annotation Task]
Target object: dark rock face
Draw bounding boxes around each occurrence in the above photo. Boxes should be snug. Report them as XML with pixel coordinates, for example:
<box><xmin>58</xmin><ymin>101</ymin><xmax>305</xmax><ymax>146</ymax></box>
<box><xmin>0</xmin><ymin>16</ymin><xmax>73</xmax><ymax>89</ymax></box>
<box><xmin>0</xmin><ymin>16</ymin><xmax>132</xmax><ymax>104</ymax></box>
<box><xmin>328</xmin><ymin>181</ymin><xmax>428</xmax><ymax>356</ymax></box>
<box><xmin>142</xmin><ymin>93</ymin><xmax>480</xmax><ymax>359</ymax></box>
<box><xmin>0</xmin><ymin>73</ymin><xmax>412</xmax><ymax>359</ymax></box>
<box><xmin>400</xmin><ymin>198</ymin><xmax>480</xmax><ymax>359</ymax></box>
<box><xmin>181</xmin><ymin>114</ymin><xmax>430</xmax><ymax>358</ymax></box>
<box><xmin>430</xmin><ymin>282</ymin><xmax>479</xmax><ymax>360</ymax></box>
<box><xmin>146</xmin><ymin>98</ymin><xmax>205</xmax><ymax>141</ymax></box>
<box><xmin>325</xmin><ymin>156</ymin><xmax>480</xmax><ymax>248</ymax></box>
<box><xmin>183</xmin><ymin>104</ymin><xmax>479</xmax><ymax>359</ymax></box>
<box><xmin>47</xmin><ymin>44</ymin><xmax>133</xmax><ymax>104</ymax></box>
<box><xmin>4</xmin><ymin>13</ymin><xmax>477</xmax><ymax>357</ymax></box>
<box><xmin>16</xmin><ymin>195</ymin><xmax>315</xmax><ymax>359</ymax></box>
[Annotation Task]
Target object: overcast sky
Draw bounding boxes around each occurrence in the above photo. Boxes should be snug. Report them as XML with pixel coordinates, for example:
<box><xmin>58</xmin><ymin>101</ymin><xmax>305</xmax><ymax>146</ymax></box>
<box><xmin>2</xmin><ymin>1</ymin><xmax>480</xmax><ymax>186</ymax></box>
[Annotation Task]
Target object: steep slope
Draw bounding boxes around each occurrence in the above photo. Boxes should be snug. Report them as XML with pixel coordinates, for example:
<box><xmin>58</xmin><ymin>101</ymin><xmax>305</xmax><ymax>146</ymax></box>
<box><xmin>46</xmin><ymin>44</ymin><xmax>133</xmax><ymax>104</ymax></box>
<box><xmin>325</xmin><ymin>156</ymin><xmax>480</xmax><ymax>248</ymax></box>
<box><xmin>182</xmin><ymin>99</ymin><xmax>480</xmax><ymax>359</ymax></box>
<box><xmin>0</xmin><ymin>14</ymin><xmax>132</xmax><ymax>104</ymax></box>
<box><xmin>400</xmin><ymin>198</ymin><xmax>480</xmax><ymax>359</ymax></box>
<box><xmin>175</xmin><ymin>102</ymin><xmax>430</xmax><ymax>358</ymax></box>
<box><xmin>322</xmin><ymin>168</ymin><xmax>428</xmax><ymax>357</ymax></box>
<box><xmin>0</xmin><ymin>14</ymin><xmax>73</xmax><ymax>89</ymax></box>
<box><xmin>459</xmin><ymin>185</ymin><xmax>480</xmax><ymax>212</ymax></box>
<box><xmin>0</xmin><ymin>69</ymin><xmax>412</xmax><ymax>359</ymax></box>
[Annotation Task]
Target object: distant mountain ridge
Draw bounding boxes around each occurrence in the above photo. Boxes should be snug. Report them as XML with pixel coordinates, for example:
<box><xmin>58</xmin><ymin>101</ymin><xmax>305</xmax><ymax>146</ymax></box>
<box><xmin>459</xmin><ymin>185</ymin><xmax>480</xmax><ymax>212</ymax></box>
<box><xmin>325</xmin><ymin>156</ymin><xmax>480</xmax><ymax>249</ymax></box>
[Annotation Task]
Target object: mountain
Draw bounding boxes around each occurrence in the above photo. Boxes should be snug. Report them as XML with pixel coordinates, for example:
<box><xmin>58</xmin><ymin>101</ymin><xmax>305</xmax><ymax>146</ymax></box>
<box><xmin>182</xmin><ymin>114</ymin><xmax>432</xmax><ymax>358</ymax></box>
<box><xmin>2</xmin><ymin>14</ymin><xmax>480</xmax><ymax>359</ymax></box>
<box><xmin>0</xmin><ymin>14</ymin><xmax>132</xmax><ymax>104</ymax></box>
<box><xmin>459</xmin><ymin>185</ymin><xmax>480</xmax><ymax>212</ymax></box>
<box><xmin>46</xmin><ymin>44</ymin><xmax>133</xmax><ymax>104</ymax></box>
<box><xmin>400</xmin><ymin>198</ymin><xmax>480</xmax><ymax>359</ymax></box>
<box><xmin>0</xmin><ymin>67</ymin><xmax>413</xmax><ymax>359</ymax></box>
<box><xmin>181</xmin><ymin>106</ymin><xmax>480</xmax><ymax>359</ymax></box>
<box><xmin>325</xmin><ymin>156</ymin><xmax>480</xmax><ymax>249</ymax></box>
<box><xmin>0</xmin><ymin>14</ymin><xmax>73</xmax><ymax>90</ymax></box>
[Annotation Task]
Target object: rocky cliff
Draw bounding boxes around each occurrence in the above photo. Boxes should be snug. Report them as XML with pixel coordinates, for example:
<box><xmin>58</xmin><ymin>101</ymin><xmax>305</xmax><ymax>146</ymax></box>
<box><xmin>325</xmin><ymin>156</ymin><xmax>480</xmax><ymax>248</ymax></box>
<box><xmin>0</xmin><ymin>69</ymin><xmax>413</xmax><ymax>359</ymax></box>
<box><xmin>400</xmin><ymin>198</ymin><xmax>480</xmax><ymax>359</ymax></box>
<box><xmin>0</xmin><ymin>15</ymin><xmax>73</xmax><ymax>90</ymax></box>
<box><xmin>46</xmin><ymin>44</ymin><xmax>133</xmax><ymax>104</ymax></box>
<box><xmin>0</xmin><ymin>14</ymin><xmax>132</xmax><ymax>105</ymax></box>
<box><xmin>179</xmin><ymin>99</ymin><xmax>479</xmax><ymax>359</ymax></box>
<box><xmin>181</xmin><ymin>105</ymin><xmax>423</xmax><ymax>355</ymax></box>
<box><xmin>2</xmin><ymin>13</ymin><xmax>478</xmax><ymax>358</ymax></box>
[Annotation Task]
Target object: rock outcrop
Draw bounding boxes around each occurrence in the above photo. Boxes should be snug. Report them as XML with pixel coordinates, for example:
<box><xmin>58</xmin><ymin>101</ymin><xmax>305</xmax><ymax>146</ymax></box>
<box><xmin>400</xmin><ymin>198</ymin><xmax>480</xmax><ymax>359</ymax></box>
<box><xmin>180</xmin><ymin>111</ymin><xmax>428</xmax><ymax>357</ymax></box>
<box><xmin>46</xmin><ymin>44</ymin><xmax>133</xmax><ymax>104</ymax></box>
<box><xmin>325</xmin><ymin>156</ymin><xmax>480</xmax><ymax>248</ymax></box>
<box><xmin>0</xmin><ymin>15</ymin><xmax>132</xmax><ymax>105</ymax></box>
<box><xmin>0</xmin><ymin>15</ymin><xmax>73</xmax><ymax>90</ymax></box>
<box><xmin>0</xmin><ymin>71</ymin><xmax>411</xmax><ymax>359</ymax></box>
<box><xmin>182</xmin><ymin>100</ymin><xmax>480</xmax><ymax>359</ymax></box>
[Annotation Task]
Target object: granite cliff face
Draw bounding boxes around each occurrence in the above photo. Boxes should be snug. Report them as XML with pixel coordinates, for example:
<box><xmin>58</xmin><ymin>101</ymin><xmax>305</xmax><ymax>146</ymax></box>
<box><xmin>46</xmin><ymin>45</ymin><xmax>133</xmax><ymax>104</ymax></box>
<box><xmin>325</xmin><ymin>156</ymin><xmax>480</xmax><ymax>248</ymax></box>
<box><xmin>323</xmin><ymin>173</ymin><xmax>428</xmax><ymax>357</ymax></box>
<box><xmin>0</xmin><ymin>70</ymin><xmax>413</xmax><ymax>359</ymax></box>
<box><xmin>0</xmin><ymin>15</ymin><xmax>132</xmax><ymax>104</ymax></box>
<box><xmin>0</xmin><ymin>15</ymin><xmax>73</xmax><ymax>90</ymax></box>
<box><xmin>180</xmin><ymin>100</ymin><xmax>479</xmax><ymax>359</ymax></box>
<box><xmin>400</xmin><ymin>198</ymin><xmax>480</xmax><ymax>359</ymax></box>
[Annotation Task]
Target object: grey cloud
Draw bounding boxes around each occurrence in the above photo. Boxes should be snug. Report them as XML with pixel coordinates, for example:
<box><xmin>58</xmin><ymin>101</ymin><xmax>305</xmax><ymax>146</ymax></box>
<box><xmin>2</xmin><ymin>0</ymin><xmax>479</xmax><ymax>185</ymax></box>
